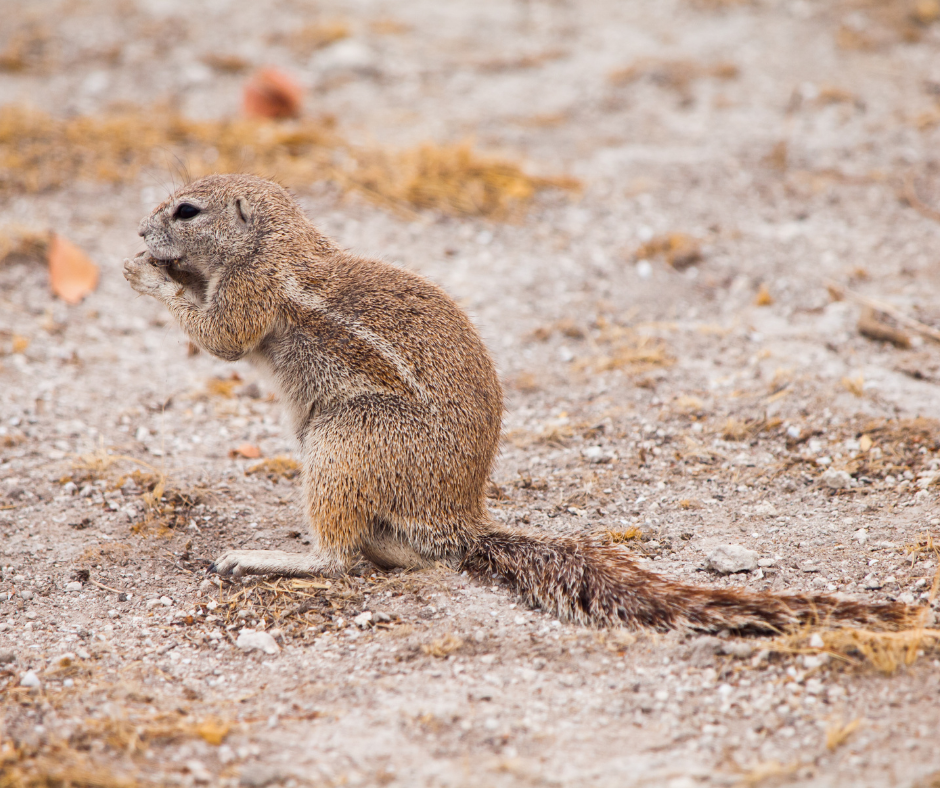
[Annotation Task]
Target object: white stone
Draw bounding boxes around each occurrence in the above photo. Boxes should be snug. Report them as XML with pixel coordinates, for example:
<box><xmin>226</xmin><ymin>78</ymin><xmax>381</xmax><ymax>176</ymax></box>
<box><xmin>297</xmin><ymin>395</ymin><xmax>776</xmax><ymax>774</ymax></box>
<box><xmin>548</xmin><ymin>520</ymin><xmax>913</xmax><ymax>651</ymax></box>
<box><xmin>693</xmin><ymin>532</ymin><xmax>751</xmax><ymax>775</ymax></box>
<box><xmin>898</xmin><ymin>592</ymin><xmax>915</xmax><ymax>605</ymax></box>
<box><xmin>19</xmin><ymin>670</ymin><xmax>40</xmax><ymax>688</ymax></box>
<box><xmin>353</xmin><ymin>611</ymin><xmax>373</xmax><ymax>629</ymax></box>
<box><xmin>65</xmin><ymin>581</ymin><xmax>82</xmax><ymax>592</ymax></box>
<box><xmin>809</xmin><ymin>633</ymin><xmax>825</xmax><ymax>649</ymax></box>
<box><xmin>582</xmin><ymin>446</ymin><xmax>614</xmax><ymax>464</ymax></box>
<box><xmin>854</xmin><ymin>528</ymin><xmax>868</xmax><ymax>545</ymax></box>
<box><xmin>706</xmin><ymin>544</ymin><xmax>758</xmax><ymax>574</ymax></box>
<box><xmin>236</xmin><ymin>629</ymin><xmax>279</xmax><ymax>655</ymax></box>
<box><xmin>186</xmin><ymin>759</ymin><xmax>212</xmax><ymax>783</ymax></box>
<box><xmin>821</xmin><ymin>469</ymin><xmax>855</xmax><ymax>489</ymax></box>
<box><xmin>753</xmin><ymin>502</ymin><xmax>778</xmax><ymax>517</ymax></box>
<box><xmin>158</xmin><ymin>596</ymin><xmax>172</xmax><ymax>606</ymax></box>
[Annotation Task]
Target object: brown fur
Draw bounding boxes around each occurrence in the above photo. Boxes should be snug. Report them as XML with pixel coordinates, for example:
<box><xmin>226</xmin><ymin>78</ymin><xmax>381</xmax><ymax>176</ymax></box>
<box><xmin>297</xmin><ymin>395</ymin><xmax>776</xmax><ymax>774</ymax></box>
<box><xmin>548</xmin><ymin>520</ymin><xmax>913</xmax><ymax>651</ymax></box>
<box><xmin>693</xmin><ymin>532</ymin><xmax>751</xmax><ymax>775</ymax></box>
<box><xmin>124</xmin><ymin>174</ymin><xmax>916</xmax><ymax>635</ymax></box>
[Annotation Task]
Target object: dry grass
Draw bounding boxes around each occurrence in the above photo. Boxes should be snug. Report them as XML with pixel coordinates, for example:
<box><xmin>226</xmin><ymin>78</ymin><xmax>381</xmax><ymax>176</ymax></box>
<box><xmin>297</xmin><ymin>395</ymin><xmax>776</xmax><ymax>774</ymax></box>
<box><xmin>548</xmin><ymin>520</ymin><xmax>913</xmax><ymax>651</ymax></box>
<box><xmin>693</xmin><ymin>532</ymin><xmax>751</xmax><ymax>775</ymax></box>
<box><xmin>0</xmin><ymin>106</ymin><xmax>575</xmax><ymax>219</ymax></box>
<box><xmin>66</xmin><ymin>445</ymin><xmax>159</xmax><ymax>486</ymax></box>
<box><xmin>720</xmin><ymin>416</ymin><xmax>781</xmax><ymax>442</ymax></box>
<box><xmin>606</xmin><ymin>527</ymin><xmax>643</xmax><ymax>544</ymax></box>
<box><xmin>572</xmin><ymin>319</ymin><xmax>674</xmax><ymax>375</ymax></box>
<box><xmin>825</xmin><ymin>717</ymin><xmax>863</xmax><ymax>751</ymax></box>
<box><xmin>204</xmin><ymin>375</ymin><xmax>240</xmax><ymax>399</ymax></box>
<box><xmin>835</xmin><ymin>0</ymin><xmax>940</xmax><ymax>49</ymax></box>
<box><xmin>609</xmin><ymin>58</ymin><xmax>738</xmax><ymax>99</ymax></box>
<box><xmin>344</xmin><ymin>141</ymin><xmax>578</xmax><ymax>220</ymax></box>
<box><xmin>422</xmin><ymin>634</ymin><xmax>464</xmax><ymax>658</ymax></box>
<box><xmin>0</xmin><ymin>225</ymin><xmax>48</xmax><ymax>266</ymax></box>
<box><xmin>285</xmin><ymin>20</ymin><xmax>350</xmax><ymax>56</ymax></box>
<box><xmin>842</xmin><ymin>417</ymin><xmax>940</xmax><ymax>482</ymax></box>
<box><xmin>245</xmin><ymin>456</ymin><xmax>301</xmax><ymax>480</ymax></box>
<box><xmin>633</xmin><ymin>232</ymin><xmax>703</xmax><ymax>269</ymax></box>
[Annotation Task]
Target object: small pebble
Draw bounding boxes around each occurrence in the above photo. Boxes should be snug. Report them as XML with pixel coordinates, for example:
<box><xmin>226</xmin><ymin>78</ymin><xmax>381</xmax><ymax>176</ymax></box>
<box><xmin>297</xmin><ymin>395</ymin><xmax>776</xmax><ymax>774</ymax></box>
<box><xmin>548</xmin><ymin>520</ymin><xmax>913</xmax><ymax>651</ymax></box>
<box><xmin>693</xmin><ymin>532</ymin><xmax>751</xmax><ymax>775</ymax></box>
<box><xmin>706</xmin><ymin>544</ymin><xmax>758</xmax><ymax>574</ymax></box>
<box><xmin>20</xmin><ymin>670</ymin><xmax>40</xmax><ymax>688</ymax></box>
<box><xmin>159</xmin><ymin>596</ymin><xmax>172</xmax><ymax>606</ymax></box>
<box><xmin>65</xmin><ymin>581</ymin><xmax>82</xmax><ymax>593</ymax></box>
<box><xmin>809</xmin><ymin>633</ymin><xmax>825</xmax><ymax>649</ymax></box>
<box><xmin>821</xmin><ymin>469</ymin><xmax>855</xmax><ymax>489</ymax></box>
<box><xmin>63</xmin><ymin>678</ymin><xmax>74</xmax><ymax>688</ymax></box>
<box><xmin>107</xmin><ymin>609</ymin><xmax>119</xmax><ymax>619</ymax></box>
<box><xmin>236</xmin><ymin>629</ymin><xmax>279</xmax><ymax>655</ymax></box>
<box><xmin>353</xmin><ymin>611</ymin><xmax>373</xmax><ymax>629</ymax></box>
<box><xmin>239</xmin><ymin>764</ymin><xmax>283</xmax><ymax>788</ymax></box>
<box><xmin>854</xmin><ymin>528</ymin><xmax>868</xmax><ymax>545</ymax></box>
<box><xmin>186</xmin><ymin>759</ymin><xmax>212</xmax><ymax>784</ymax></box>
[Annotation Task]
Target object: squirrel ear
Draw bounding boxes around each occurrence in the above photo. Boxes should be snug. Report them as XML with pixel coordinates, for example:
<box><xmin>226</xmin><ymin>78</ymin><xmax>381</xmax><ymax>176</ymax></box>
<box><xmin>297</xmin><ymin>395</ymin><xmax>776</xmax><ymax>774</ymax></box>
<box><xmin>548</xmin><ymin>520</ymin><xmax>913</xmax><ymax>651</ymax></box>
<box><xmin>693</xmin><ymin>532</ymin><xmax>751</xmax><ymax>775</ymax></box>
<box><xmin>235</xmin><ymin>197</ymin><xmax>251</xmax><ymax>227</ymax></box>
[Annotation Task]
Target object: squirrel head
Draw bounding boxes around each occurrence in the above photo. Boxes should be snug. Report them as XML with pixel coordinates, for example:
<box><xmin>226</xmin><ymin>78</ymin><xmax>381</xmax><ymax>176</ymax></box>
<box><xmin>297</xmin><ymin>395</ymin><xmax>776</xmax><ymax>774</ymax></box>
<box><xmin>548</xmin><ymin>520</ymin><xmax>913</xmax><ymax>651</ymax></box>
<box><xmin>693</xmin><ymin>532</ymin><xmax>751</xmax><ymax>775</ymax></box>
<box><xmin>138</xmin><ymin>173</ymin><xmax>305</xmax><ymax>285</ymax></box>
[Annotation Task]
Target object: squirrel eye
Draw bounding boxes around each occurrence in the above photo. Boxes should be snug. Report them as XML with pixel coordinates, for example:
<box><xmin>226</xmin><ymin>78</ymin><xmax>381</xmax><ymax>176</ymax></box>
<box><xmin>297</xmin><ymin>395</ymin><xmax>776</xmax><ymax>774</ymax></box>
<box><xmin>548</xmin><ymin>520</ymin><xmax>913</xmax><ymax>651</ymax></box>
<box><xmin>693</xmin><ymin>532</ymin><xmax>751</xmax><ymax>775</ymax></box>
<box><xmin>174</xmin><ymin>203</ymin><xmax>201</xmax><ymax>220</ymax></box>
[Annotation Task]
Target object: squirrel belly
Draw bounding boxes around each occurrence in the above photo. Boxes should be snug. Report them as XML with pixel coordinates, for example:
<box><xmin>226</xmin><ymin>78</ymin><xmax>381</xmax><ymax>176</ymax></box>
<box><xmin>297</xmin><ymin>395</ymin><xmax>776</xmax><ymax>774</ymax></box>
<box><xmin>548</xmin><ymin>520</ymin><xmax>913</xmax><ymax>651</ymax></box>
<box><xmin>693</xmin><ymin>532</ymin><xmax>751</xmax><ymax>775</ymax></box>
<box><xmin>125</xmin><ymin>173</ymin><xmax>919</xmax><ymax>635</ymax></box>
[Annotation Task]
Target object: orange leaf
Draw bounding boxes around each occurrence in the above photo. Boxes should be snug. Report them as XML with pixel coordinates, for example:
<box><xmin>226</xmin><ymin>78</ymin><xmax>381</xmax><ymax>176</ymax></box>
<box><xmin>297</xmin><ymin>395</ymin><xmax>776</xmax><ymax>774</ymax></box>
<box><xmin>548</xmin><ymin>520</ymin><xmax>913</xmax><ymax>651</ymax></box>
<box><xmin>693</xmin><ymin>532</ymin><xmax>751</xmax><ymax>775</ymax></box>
<box><xmin>229</xmin><ymin>443</ymin><xmax>262</xmax><ymax>459</ymax></box>
<box><xmin>48</xmin><ymin>234</ymin><xmax>99</xmax><ymax>304</ymax></box>
<box><xmin>242</xmin><ymin>67</ymin><xmax>304</xmax><ymax>119</ymax></box>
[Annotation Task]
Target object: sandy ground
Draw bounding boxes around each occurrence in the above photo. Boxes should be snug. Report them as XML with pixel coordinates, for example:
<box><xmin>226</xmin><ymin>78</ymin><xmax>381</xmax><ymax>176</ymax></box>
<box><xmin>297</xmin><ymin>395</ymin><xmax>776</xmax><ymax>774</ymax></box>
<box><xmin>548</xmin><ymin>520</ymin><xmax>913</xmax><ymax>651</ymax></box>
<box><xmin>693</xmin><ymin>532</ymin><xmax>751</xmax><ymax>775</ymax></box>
<box><xmin>2</xmin><ymin>1</ymin><xmax>940</xmax><ymax>786</ymax></box>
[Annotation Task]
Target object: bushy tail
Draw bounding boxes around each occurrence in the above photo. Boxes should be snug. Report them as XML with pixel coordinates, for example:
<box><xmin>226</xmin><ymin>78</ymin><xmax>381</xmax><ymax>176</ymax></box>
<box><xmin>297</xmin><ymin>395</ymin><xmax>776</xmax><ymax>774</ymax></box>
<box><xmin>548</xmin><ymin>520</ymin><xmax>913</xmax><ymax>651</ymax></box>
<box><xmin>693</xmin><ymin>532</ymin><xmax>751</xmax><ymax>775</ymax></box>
<box><xmin>460</xmin><ymin>525</ymin><xmax>915</xmax><ymax>634</ymax></box>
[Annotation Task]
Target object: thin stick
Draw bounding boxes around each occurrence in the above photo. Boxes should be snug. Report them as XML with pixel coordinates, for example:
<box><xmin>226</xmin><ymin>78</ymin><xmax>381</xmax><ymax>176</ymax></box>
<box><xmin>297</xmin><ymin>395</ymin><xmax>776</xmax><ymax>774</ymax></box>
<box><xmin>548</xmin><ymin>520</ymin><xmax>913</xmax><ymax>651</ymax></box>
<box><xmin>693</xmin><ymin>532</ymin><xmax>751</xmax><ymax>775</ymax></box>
<box><xmin>90</xmin><ymin>578</ymin><xmax>123</xmax><ymax>594</ymax></box>
<box><xmin>902</xmin><ymin>170</ymin><xmax>940</xmax><ymax>223</ymax></box>
<box><xmin>825</xmin><ymin>279</ymin><xmax>940</xmax><ymax>345</ymax></box>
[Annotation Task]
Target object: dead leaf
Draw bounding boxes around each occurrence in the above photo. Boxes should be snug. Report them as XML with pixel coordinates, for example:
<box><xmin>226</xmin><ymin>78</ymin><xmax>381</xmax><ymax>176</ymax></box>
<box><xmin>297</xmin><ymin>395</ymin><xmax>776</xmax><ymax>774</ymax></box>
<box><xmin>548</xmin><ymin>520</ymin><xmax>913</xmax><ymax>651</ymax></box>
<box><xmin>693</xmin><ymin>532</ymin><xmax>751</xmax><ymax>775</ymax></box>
<box><xmin>242</xmin><ymin>67</ymin><xmax>304</xmax><ymax>119</ymax></box>
<box><xmin>48</xmin><ymin>234</ymin><xmax>99</xmax><ymax>304</ymax></box>
<box><xmin>229</xmin><ymin>443</ymin><xmax>262</xmax><ymax>459</ymax></box>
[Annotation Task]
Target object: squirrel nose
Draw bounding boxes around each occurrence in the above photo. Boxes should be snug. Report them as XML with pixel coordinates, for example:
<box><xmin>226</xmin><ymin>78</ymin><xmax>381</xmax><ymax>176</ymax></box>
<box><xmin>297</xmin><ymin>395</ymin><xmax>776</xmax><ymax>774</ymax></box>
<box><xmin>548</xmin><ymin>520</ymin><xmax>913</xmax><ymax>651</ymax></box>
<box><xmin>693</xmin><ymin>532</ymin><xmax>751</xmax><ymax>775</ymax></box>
<box><xmin>137</xmin><ymin>218</ymin><xmax>150</xmax><ymax>238</ymax></box>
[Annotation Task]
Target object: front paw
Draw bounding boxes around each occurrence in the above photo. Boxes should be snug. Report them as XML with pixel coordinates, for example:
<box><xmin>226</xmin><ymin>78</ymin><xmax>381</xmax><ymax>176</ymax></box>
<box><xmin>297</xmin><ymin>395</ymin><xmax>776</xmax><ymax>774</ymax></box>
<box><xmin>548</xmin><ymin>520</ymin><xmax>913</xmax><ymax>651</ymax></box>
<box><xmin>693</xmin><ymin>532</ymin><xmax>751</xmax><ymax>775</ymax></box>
<box><xmin>123</xmin><ymin>254</ymin><xmax>169</xmax><ymax>297</ymax></box>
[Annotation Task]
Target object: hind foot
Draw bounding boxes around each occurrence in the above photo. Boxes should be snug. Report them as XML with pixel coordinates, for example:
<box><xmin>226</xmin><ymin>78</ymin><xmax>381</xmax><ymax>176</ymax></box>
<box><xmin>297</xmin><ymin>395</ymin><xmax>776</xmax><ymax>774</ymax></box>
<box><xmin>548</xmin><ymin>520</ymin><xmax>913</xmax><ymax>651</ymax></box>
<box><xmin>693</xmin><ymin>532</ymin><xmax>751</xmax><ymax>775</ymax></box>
<box><xmin>210</xmin><ymin>549</ymin><xmax>336</xmax><ymax>578</ymax></box>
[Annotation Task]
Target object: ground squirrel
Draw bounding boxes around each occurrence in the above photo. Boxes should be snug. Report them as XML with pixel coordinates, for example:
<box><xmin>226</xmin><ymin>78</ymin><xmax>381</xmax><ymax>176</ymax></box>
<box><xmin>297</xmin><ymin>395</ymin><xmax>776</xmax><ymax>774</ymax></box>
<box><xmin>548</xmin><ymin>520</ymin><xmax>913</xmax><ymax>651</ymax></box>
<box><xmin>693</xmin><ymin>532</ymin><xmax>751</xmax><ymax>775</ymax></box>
<box><xmin>124</xmin><ymin>174</ymin><xmax>914</xmax><ymax>634</ymax></box>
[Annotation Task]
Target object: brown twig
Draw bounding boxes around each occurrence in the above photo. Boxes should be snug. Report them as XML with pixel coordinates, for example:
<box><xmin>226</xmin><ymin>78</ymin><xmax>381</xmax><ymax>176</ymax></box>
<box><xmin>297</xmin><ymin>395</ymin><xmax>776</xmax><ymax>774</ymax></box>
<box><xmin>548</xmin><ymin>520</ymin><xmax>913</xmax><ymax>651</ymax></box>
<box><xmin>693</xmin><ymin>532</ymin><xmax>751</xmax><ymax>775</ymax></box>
<box><xmin>90</xmin><ymin>578</ymin><xmax>123</xmax><ymax>594</ymax></box>
<box><xmin>825</xmin><ymin>279</ymin><xmax>940</xmax><ymax>345</ymax></box>
<box><xmin>902</xmin><ymin>170</ymin><xmax>940</xmax><ymax>223</ymax></box>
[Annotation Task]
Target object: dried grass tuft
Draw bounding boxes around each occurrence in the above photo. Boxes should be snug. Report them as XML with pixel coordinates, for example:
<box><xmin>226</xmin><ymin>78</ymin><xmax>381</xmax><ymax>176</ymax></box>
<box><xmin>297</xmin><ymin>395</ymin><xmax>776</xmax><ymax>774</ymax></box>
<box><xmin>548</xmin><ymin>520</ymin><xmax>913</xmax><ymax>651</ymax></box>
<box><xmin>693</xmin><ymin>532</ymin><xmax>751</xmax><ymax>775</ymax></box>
<box><xmin>0</xmin><ymin>225</ymin><xmax>48</xmax><ymax>266</ymax></box>
<box><xmin>0</xmin><ymin>106</ymin><xmax>574</xmax><ymax>219</ymax></box>
<box><xmin>606</xmin><ymin>527</ymin><xmax>643</xmax><ymax>543</ymax></box>
<box><xmin>422</xmin><ymin>634</ymin><xmax>464</xmax><ymax>657</ymax></box>
<box><xmin>825</xmin><ymin>717</ymin><xmax>863</xmax><ymax>750</ymax></box>
<box><xmin>572</xmin><ymin>319</ymin><xmax>674</xmax><ymax>375</ymax></box>
<box><xmin>246</xmin><ymin>456</ymin><xmax>301</xmax><ymax>480</ymax></box>
<box><xmin>344</xmin><ymin>141</ymin><xmax>579</xmax><ymax>220</ymax></box>
<box><xmin>721</xmin><ymin>416</ymin><xmax>781</xmax><ymax>442</ymax></box>
<box><xmin>633</xmin><ymin>232</ymin><xmax>703</xmax><ymax>269</ymax></box>
<box><xmin>286</xmin><ymin>20</ymin><xmax>350</xmax><ymax>55</ymax></box>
